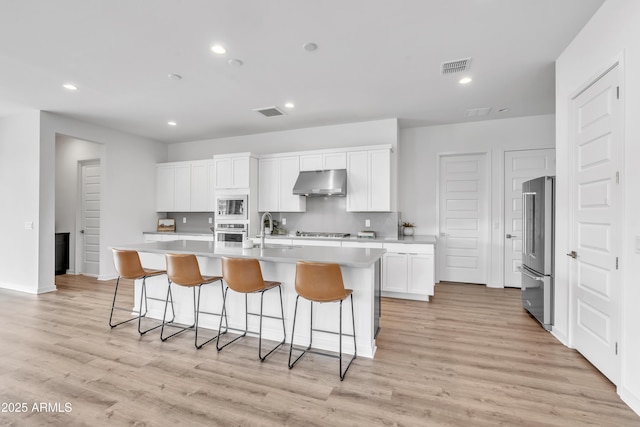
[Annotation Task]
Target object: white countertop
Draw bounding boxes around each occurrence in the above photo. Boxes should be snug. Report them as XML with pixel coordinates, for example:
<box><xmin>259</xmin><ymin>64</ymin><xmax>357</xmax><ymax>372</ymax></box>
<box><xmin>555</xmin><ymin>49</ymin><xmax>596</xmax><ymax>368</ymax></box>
<box><xmin>117</xmin><ymin>240</ymin><xmax>385</xmax><ymax>268</ymax></box>
<box><xmin>142</xmin><ymin>231</ymin><xmax>437</xmax><ymax>244</ymax></box>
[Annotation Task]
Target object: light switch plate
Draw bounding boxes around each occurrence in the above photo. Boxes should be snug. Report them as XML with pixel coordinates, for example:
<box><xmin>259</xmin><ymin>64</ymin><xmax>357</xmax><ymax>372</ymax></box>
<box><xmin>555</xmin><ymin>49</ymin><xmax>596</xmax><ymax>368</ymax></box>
<box><xmin>365</xmin><ymin>219</ymin><xmax>371</xmax><ymax>227</ymax></box>
<box><xmin>282</xmin><ymin>218</ymin><xmax>287</xmax><ymax>225</ymax></box>
<box><xmin>182</xmin><ymin>217</ymin><xmax>186</xmax><ymax>224</ymax></box>
<box><xmin>208</xmin><ymin>217</ymin><xmax>212</xmax><ymax>224</ymax></box>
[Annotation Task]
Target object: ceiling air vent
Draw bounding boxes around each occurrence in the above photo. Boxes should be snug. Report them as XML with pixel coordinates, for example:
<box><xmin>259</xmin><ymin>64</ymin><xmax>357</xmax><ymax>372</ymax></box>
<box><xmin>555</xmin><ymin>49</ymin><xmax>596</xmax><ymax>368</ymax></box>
<box><xmin>441</xmin><ymin>57</ymin><xmax>472</xmax><ymax>75</ymax></box>
<box><xmin>253</xmin><ymin>106</ymin><xmax>285</xmax><ymax>118</ymax></box>
<box><xmin>464</xmin><ymin>107</ymin><xmax>492</xmax><ymax>118</ymax></box>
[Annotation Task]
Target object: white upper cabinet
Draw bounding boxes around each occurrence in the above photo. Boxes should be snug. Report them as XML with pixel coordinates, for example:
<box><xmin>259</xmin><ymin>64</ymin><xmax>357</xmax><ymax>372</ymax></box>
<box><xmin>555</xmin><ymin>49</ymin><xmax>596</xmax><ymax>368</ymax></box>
<box><xmin>190</xmin><ymin>160</ymin><xmax>211</xmax><ymax>212</ymax></box>
<box><xmin>156</xmin><ymin>164</ymin><xmax>176</xmax><ymax>212</ymax></box>
<box><xmin>155</xmin><ymin>162</ymin><xmax>192</xmax><ymax>212</ymax></box>
<box><xmin>259</xmin><ymin>156</ymin><xmax>306</xmax><ymax>212</ymax></box>
<box><xmin>300</xmin><ymin>152</ymin><xmax>347</xmax><ymax>171</ymax></box>
<box><xmin>156</xmin><ymin>160</ymin><xmax>214</xmax><ymax>212</ymax></box>
<box><xmin>347</xmin><ymin>148</ymin><xmax>391</xmax><ymax>212</ymax></box>
<box><xmin>173</xmin><ymin>164</ymin><xmax>191</xmax><ymax>211</ymax></box>
<box><xmin>215</xmin><ymin>155</ymin><xmax>250</xmax><ymax>189</ymax></box>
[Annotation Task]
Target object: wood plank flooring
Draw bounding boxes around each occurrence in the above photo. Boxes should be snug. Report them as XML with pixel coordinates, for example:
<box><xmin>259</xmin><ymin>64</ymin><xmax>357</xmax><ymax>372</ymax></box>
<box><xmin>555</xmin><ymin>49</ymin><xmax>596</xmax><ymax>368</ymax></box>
<box><xmin>0</xmin><ymin>276</ymin><xmax>637</xmax><ymax>426</ymax></box>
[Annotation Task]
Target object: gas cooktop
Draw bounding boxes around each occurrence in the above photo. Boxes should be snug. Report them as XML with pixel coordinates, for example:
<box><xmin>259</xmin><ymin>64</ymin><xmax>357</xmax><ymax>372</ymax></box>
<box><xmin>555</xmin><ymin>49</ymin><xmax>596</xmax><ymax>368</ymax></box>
<box><xmin>295</xmin><ymin>231</ymin><xmax>351</xmax><ymax>238</ymax></box>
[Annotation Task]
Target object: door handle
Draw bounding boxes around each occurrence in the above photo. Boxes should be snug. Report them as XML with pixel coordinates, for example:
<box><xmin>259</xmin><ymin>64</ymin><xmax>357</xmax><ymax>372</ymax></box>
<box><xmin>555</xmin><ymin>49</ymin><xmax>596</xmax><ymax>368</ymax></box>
<box><xmin>506</xmin><ymin>234</ymin><xmax>517</xmax><ymax>239</ymax></box>
<box><xmin>566</xmin><ymin>250</ymin><xmax>577</xmax><ymax>259</ymax></box>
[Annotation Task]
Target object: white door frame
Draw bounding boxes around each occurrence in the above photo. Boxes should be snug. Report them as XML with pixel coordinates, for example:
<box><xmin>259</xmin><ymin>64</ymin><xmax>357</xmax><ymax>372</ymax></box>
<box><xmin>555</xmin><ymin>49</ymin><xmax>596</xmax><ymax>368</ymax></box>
<box><xmin>567</xmin><ymin>58</ymin><xmax>624</xmax><ymax>384</ymax></box>
<box><xmin>75</xmin><ymin>158</ymin><xmax>101</xmax><ymax>276</ymax></box>
<box><xmin>436</xmin><ymin>151</ymin><xmax>491</xmax><ymax>284</ymax></box>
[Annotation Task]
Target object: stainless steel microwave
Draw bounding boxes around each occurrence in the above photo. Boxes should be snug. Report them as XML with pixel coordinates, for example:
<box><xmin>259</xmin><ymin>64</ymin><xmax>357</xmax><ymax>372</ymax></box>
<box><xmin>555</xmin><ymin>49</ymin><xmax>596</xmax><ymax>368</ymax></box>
<box><xmin>216</xmin><ymin>195</ymin><xmax>248</xmax><ymax>220</ymax></box>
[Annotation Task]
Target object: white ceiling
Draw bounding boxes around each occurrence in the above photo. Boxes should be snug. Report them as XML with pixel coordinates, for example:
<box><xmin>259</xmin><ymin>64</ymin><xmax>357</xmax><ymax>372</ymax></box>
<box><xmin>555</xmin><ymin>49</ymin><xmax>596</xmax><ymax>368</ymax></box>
<box><xmin>0</xmin><ymin>0</ymin><xmax>604</xmax><ymax>144</ymax></box>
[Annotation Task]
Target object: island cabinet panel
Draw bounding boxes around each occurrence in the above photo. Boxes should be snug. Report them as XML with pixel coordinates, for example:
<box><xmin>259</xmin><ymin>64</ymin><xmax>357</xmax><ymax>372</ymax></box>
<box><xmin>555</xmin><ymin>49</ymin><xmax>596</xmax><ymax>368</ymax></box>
<box><xmin>382</xmin><ymin>243</ymin><xmax>434</xmax><ymax>301</ymax></box>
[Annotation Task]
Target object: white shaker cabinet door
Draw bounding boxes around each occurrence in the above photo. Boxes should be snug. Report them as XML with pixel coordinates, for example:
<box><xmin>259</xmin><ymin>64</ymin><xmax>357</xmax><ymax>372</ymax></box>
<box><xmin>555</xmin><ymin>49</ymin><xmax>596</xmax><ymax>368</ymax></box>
<box><xmin>382</xmin><ymin>252</ymin><xmax>408</xmax><ymax>293</ymax></box>
<box><xmin>346</xmin><ymin>151</ymin><xmax>368</xmax><ymax>211</ymax></box>
<box><xmin>278</xmin><ymin>156</ymin><xmax>305</xmax><ymax>212</ymax></box>
<box><xmin>407</xmin><ymin>254</ymin><xmax>434</xmax><ymax>296</ymax></box>
<box><xmin>156</xmin><ymin>164</ymin><xmax>175</xmax><ymax>212</ymax></box>
<box><xmin>258</xmin><ymin>158</ymin><xmax>279</xmax><ymax>212</ymax></box>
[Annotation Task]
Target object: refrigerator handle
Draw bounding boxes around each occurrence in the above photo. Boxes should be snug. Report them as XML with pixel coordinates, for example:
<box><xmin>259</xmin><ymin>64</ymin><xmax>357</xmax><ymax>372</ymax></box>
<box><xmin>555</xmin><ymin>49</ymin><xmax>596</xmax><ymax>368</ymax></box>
<box><xmin>522</xmin><ymin>192</ymin><xmax>527</xmax><ymax>257</ymax></box>
<box><xmin>518</xmin><ymin>266</ymin><xmax>544</xmax><ymax>281</ymax></box>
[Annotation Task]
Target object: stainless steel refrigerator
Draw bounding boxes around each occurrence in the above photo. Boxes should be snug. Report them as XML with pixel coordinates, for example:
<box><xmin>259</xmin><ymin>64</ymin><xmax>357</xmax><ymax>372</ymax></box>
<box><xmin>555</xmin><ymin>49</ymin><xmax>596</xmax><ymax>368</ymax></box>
<box><xmin>519</xmin><ymin>176</ymin><xmax>554</xmax><ymax>331</ymax></box>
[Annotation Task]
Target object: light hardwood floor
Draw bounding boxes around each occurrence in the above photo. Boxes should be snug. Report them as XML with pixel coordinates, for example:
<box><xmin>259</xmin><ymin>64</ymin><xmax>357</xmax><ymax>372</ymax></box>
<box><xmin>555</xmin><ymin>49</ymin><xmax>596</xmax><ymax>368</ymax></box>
<box><xmin>0</xmin><ymin>275</ymin><xmax>637</xmax><ymax>426</ymax></box>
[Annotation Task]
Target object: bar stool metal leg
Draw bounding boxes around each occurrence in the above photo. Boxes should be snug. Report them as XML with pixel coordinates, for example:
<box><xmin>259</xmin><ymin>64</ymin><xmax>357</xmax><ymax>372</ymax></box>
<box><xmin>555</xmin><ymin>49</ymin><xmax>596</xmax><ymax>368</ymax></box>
<box><xmin>288</xmin><ymin>297</ymin><xmax>314</xmax><ymax>369</ymax></box>
<box><xmin>194</xmin><ymin>281</ymin><xmax>228</xmax><ymax>349</ymax></box>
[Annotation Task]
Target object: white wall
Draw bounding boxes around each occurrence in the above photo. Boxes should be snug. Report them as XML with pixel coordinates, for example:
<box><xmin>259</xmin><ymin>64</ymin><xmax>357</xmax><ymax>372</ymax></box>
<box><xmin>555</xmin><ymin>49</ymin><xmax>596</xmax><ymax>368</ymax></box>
<box><xmin>40</xmin><ymin>112</ymin><xmax>168</xmax><ymax>281</ymax></box>
<box><xmin>0</xmin><ymin>112</ymin><xmax>53</xmax><ymax>293</ymax></box>
<box><xmin>556</xmin><ymin>0</ymin><xmax>640</xmax><ymax>414</ymax></box>
<box><xmin>399</xmin><ymin>115</ymin><xmax>555</xmax><ymax>287</ymax></box>
<box><xmin>55</xmin><ymin>135</ymin><xmax>103</xmax><ymax>274</ymax></box>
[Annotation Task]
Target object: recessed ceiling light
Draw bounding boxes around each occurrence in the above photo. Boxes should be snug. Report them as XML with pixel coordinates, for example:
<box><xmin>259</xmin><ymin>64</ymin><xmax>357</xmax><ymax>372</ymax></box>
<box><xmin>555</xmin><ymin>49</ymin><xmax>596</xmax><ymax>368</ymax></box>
<box><xmin>168</xmin><ymin>73</ymin><xmax>182</xmax><ymax>80</ymax></box>
<box><xmin>498</xmin><ymin>108</ymin><xmax>510</xmax><ymax>113</ymax></box>
<box><xmin>63</xmin><ymin>83</ymin><xmax>78</xmax><ymax>91</ymax></box>
<box><xmin>211</xmin><ymin>44</ymin><xmax>226</xmax><ymax>54</ymax></box>
<box><xmin>459</xmin><ymin>77</ymin><xmax>472</xmax><ymax>85</ymax></box>
<box><xmin>167</xmin><ymin>121</ymin><xmax>177</xmax><ymax>126</ymax></box>
<box><xmin>228</xmin><ymin>59</ymin><xmax>243</xmax><ymax>67</ymax></box>
<box><xmin>303</xmin><ymin>42</ymin><xmax>318</xmax><ymax>52</ymax></box>
<box><xmin>284</xmin><ymin>102</ymin><xmax>295</xmax><ymax>109</ymax></box>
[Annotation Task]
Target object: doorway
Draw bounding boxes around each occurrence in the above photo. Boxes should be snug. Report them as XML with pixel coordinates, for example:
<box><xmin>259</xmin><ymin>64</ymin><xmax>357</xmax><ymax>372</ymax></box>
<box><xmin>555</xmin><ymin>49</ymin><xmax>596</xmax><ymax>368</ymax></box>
<box><xmin>503</xmin><ymin>148</ymin><xmax>555</xmax><ymax>288</ymax></box>
<box><xmin>438</xmin><ymin>153</ymin><xmax>489</xmax><ymax>284</ymax></box>
<box><xmin>569</xmin><ymin>63</ymin><xmax>623</xmax><ymax>385</ymax></box>
<box><xmin>78</xmin><ymin>159</ymin><xmax>101</xmax><ymax>277</ymax></box>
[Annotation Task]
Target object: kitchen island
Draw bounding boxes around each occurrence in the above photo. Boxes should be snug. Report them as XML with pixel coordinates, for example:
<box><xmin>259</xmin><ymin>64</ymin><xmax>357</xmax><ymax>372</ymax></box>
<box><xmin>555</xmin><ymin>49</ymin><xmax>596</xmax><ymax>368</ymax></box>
<box><xmin>114</xmin><ymin>240</ymin><xmax>384</xmax><ymax>358</ymax></box>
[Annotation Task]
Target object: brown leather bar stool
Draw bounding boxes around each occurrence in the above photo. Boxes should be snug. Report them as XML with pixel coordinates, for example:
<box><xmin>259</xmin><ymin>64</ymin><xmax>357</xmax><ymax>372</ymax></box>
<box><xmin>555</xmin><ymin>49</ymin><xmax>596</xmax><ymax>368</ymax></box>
<box><xmin>288</xmin><ymin>261</ymin><xmax>357</xmax><ymax>380</ymax></box>
<box><xmin>216</xmin><ymin>257</ymin><xmax>286</xmax><ymax>362</ymax></box>
<box><xmin>110</xmin><ymin>248</ymin><xmax>171</xmax><ymax>335</ymax></box>
<box><xmin>161</xmin><ymin>253</ymin><xmax>226</xmax><ymax>349</ymax></box>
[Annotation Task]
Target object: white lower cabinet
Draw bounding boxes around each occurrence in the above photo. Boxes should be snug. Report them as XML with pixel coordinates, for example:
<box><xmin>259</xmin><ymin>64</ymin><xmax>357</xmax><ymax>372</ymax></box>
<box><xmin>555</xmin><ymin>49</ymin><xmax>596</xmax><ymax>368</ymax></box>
<box><xmin>382</xmin><ymin>243</ymin><xmax>434</xmax><ymax>301</ymax></box>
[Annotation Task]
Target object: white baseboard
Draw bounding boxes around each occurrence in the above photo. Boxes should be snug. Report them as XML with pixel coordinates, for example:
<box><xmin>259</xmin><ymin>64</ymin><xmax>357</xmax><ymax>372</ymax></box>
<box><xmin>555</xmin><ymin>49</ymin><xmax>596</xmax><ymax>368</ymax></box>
<box><xmin>37</xmin><ymin>285</ymin><xmax>57</xmax><ymax>294</ymax></box>
<box><xmin>551</xmin><ymin>328</ymin><xmax>570</xmax><ymax>347</ymax></box>
<box><xmin>619</xmin><ymin>386</ymin><xmax>640</xmax><ymax>417</ymax></box>
<box><xmin>0</xmin><ymin>281</ymin><xmax>56</xmax><ymax>294</ymax></box>
<box><xmin>98</xmin><ymin>274</ymin><xmax>118</xmax><ymax>281</ymax></box>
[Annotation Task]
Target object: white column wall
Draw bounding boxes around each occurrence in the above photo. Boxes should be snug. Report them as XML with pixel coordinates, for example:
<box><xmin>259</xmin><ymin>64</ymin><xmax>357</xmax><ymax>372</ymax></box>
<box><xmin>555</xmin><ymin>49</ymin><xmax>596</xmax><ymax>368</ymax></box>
<box><xmin>0</xmin><ymin>112</ymin><xmax>50</xmax><ymax>293</ymax></box>
<box><xmin>556</xmin><ymin>0</ymin><xmax>640</xmax><ymax>415</ymax></box>
<box><xmin>398</xmin><ymin>115</ymin><xmax>555</xmax><ymax>287</ymax></box>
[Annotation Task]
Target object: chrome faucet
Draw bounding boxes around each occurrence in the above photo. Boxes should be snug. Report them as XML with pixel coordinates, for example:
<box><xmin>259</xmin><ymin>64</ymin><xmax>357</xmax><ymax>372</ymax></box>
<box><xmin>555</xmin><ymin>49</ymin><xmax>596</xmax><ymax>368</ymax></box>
<box><xmin>260</xmin><ymin>211</ymin><xmax>273</xmax><ymax>249</ymax></box>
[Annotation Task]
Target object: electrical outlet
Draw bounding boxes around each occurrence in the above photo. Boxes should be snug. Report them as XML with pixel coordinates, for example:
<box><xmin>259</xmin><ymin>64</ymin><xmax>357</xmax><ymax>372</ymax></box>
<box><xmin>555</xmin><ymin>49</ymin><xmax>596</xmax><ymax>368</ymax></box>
<box><xmin>208</xmin><ymin>217</ymin><xmax>213</xmax><ymax>224</ymax></box>
<box><xmin>365</xmin><ymin>219</ymin><xmax>370</xmax><ymax>227</ymax></box>
<box><xmin>282</xmin><ymin>218</ymin><xmax>287</xmax><ymax>225</ymax></box>
<box><xmin>182</xmin><ymin>217</ymin><xmax>186</xmax><ymax>224</ymax></box>
<box><xmin>24</xmin><ymin>221</ymin><xmax>33</xmax><ymax>230</ymax></box>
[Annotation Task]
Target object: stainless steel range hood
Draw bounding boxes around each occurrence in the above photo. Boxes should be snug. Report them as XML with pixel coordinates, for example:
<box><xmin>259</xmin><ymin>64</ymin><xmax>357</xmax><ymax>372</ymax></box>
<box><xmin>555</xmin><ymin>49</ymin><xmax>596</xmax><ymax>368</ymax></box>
<box><xmin>292</xmin><ymin>169</ymin><xmax>347</xmax><ymax>197</ymax></box>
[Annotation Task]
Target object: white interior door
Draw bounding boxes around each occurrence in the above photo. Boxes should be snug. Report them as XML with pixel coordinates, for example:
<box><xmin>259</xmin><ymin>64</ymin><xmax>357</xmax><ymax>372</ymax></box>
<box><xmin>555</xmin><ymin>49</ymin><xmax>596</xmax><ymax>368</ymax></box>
<box><xmin>438</xmin><ymin>153</ymin><xmax>489</xmax><ymax>284</ymax></box>
<box><xmin>503</xmin><ymin>149</ymin><xmax>555</xmax><ymax>288</ymax></box>
<box><xmin>570</xmin><ymin>64</ymin><xmax>622</xmax><ymax>384</ymax></box>
<box><xmin>80</xmin><ymin>160</ymin><xmax>101</xmax><ymax>276</ymax></box>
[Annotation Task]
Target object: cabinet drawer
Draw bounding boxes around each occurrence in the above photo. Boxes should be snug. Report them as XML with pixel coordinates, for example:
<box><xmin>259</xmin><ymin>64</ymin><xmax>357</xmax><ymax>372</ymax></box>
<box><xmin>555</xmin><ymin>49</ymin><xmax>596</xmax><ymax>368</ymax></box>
<box><xmin>383</xmin><ymin>243</ymin><xmax>433</xmax><ymax>254</ymax></box>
